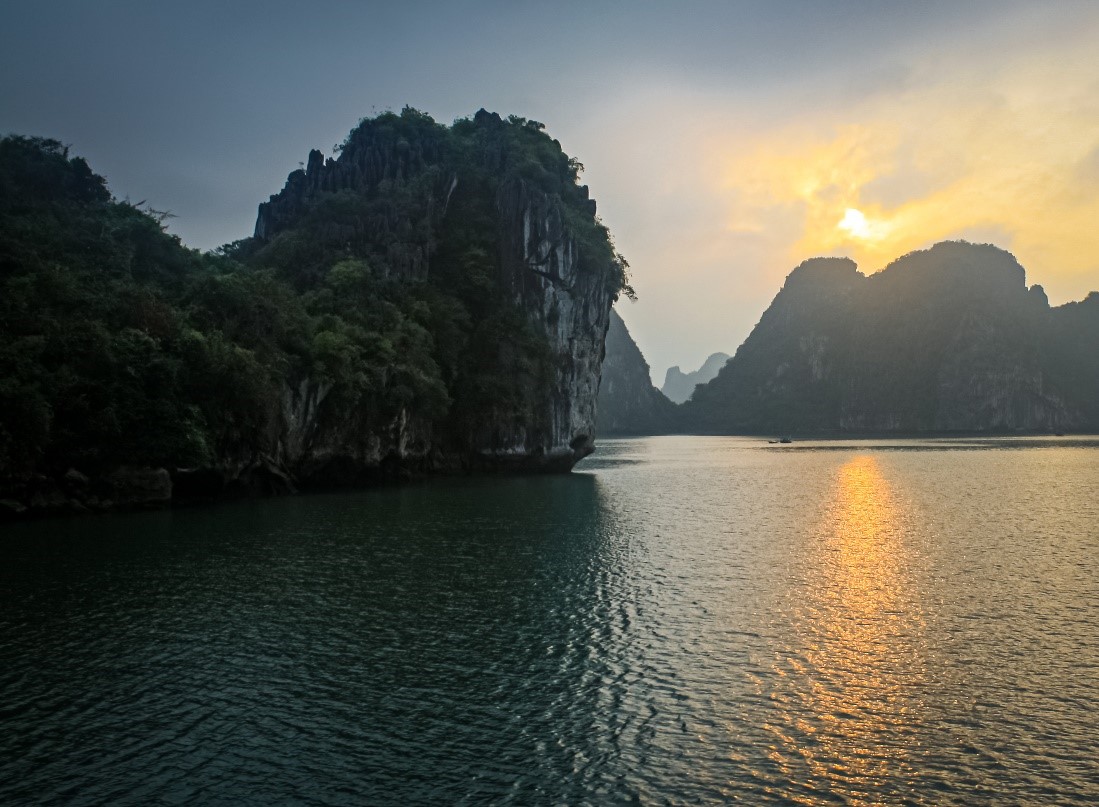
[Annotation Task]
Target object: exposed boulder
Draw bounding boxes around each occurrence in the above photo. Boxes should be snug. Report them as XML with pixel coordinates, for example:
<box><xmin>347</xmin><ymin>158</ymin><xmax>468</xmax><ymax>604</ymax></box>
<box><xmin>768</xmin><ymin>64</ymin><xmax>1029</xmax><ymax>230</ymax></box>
<box><xmin>104</xmin><ymin>467</ymin><xmax>172</xmax><ymax>509</ymax></box>
<box><xmin>0</xmin><ymin>499</ymin><xmax>27</xmax><ymax>518</ymax></box>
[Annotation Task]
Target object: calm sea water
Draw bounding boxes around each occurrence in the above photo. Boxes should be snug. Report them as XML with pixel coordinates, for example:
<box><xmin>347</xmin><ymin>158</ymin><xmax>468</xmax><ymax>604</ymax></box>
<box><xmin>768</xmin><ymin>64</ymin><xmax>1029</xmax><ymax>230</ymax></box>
<box><xmin>2</xmin><ymin>436</ymin><xmax>1098</xmax><ymax>805</ymax></box>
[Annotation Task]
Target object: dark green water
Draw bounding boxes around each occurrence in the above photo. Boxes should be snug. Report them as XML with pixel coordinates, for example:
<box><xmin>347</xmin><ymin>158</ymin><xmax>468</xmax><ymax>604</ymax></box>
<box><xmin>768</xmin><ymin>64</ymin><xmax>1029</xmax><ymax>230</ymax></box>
<box><xmin>2</xmin><ymin>436</ymin><xmax>1098</xmax><ymax>804</ymax></box>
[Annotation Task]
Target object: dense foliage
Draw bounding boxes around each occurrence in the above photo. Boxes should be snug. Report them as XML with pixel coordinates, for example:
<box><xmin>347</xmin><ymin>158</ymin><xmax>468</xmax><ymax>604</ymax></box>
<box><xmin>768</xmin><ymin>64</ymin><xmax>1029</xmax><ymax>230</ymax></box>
<box><xmin>0</xmin><ymin>135</ymin><xmax>222</xmax><ymax>473</ymax></box>
<box><xmin>0</xmin><ymin>110</ymin><xmax>630</xmax><ymax>478</ymax></box>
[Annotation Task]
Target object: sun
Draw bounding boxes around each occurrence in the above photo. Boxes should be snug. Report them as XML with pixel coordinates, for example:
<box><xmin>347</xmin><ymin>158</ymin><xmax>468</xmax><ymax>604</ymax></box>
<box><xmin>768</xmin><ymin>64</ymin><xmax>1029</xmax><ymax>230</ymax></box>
<box><xmin>838</xmin><ymin>207</ymin><xmax>872</xmax><ymax>239</ymax></box>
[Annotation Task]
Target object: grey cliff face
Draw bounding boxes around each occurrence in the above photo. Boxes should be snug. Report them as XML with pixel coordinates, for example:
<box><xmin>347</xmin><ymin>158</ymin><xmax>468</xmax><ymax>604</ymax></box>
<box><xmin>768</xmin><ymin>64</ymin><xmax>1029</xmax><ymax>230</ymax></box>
<box><xmin>274</xmin><ymin>378</ymin><xmax>433</xmax><ymax>487</ymax></box>
<box><xmin>489</xmin><ymin>176</ymin><xmax>613</xmax><ymax>464</ymax></box>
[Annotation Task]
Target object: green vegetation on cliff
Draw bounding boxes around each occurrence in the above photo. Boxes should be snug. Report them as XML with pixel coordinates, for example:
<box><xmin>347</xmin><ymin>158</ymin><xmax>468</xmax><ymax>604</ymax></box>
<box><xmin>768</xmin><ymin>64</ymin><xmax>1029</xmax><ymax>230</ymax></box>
<box><xmin>0</xmin><ymin>108</ymin><xmax>631</xmax><ymax>494</ymax></box>
<box><xmin>0</xmin><ymin>134</ymin><xmax>225</xmax><ymax>474</ymax></box>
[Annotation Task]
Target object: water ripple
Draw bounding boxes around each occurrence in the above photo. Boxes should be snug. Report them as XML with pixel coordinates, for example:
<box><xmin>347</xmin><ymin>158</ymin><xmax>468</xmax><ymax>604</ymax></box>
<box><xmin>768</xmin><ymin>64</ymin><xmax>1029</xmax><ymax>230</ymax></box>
<box><xmin>2</xmin><ymin>439</ymin><xmax>1098</xmax><ymax>803</ymax></box>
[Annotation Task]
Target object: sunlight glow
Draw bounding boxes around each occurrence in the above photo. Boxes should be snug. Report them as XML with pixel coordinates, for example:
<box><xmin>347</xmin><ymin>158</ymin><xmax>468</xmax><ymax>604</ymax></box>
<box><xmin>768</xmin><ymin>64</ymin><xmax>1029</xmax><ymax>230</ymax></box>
<box><xmin>838</xmin><ymin>208</ymin><xmax>870</xmax><ymax>239</ymax></box>
<box><xmin>703</xmin><ymin>29</ymin><xmax>1099</xmax><ymax>299</ymax></box>
<box><xmin>783</xmin><ymin>455</ymin><xmax>927</xmax><ymax>797</ymax></box>
<box><xmin>828</xmin><ymin>454</ymin><xmax>902</xmax><ymax>616</ymax></box>
<box><xmin>839</xmin><ymin>206</ymin><xmax>866</xmax><ymax>238</ymax></box>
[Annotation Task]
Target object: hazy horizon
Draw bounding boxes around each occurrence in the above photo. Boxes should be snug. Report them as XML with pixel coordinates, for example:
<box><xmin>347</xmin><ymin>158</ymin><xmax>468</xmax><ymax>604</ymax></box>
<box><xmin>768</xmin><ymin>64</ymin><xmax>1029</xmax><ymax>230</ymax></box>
<box><xmin>5</xmin><ymin>0</ymin><xmax>1099</xmax><ymax>382</ymax></box>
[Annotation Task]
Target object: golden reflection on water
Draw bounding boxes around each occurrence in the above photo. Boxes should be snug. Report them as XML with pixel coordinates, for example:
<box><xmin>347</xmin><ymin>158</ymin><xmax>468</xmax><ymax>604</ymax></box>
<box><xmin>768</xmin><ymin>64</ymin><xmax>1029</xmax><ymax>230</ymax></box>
<box><xmin>828</xmin><ymin>454</ymin><xmax>905</xmax><ymax>616</ymax></box>
<box><xmin>764</xmin><ymin>455</ymin><xmax>927</xmax><ymax>805</ymax></box>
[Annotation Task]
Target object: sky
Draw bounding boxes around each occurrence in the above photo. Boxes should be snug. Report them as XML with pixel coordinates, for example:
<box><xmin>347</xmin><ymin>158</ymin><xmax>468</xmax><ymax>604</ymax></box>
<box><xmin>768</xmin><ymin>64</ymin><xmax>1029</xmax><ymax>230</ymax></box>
<box><xmin>4</xmin><ymin>1</ymin><xmax>1099</xmax><ymax>383</ymax></box>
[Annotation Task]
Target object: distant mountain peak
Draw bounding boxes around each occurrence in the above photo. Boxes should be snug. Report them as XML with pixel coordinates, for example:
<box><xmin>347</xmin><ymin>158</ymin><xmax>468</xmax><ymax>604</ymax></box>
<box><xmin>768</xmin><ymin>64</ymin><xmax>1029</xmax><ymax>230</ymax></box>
<box><xmin>784</xmin><ymin>255</ymin><xmax>861</xmax><ymax>283</ymax></box>
<box><xmin>877</xmin><ymin>240</ymin><xmax>1026</xmax><ymax>289</ymax></box>
<box><xmin>662</xmin><ymin>350</ymin><xmax>731</xmax><ymax>404</ymax></box>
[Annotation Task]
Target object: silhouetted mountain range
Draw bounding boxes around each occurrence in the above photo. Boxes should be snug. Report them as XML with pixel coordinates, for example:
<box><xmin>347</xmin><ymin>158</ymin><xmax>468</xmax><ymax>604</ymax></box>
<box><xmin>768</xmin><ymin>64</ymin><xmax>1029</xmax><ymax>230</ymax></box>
<box><xmin>661</xmin><ymin>352</ymin><xmax>730</xmax><ymax>403</ymax></box>
<box><xmin>685</xmin><ymin>241</ymin><xmax>1099</xmax><ymax>433</ymax></box>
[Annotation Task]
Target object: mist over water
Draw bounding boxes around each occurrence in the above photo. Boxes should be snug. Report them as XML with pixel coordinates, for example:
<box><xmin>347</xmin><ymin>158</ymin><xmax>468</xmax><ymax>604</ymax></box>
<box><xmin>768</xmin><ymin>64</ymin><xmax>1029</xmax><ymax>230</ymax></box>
<box><xmin>2</xmin><ymin>436</ymin><xmax>1097</xmax><ymax>804</ymax></box>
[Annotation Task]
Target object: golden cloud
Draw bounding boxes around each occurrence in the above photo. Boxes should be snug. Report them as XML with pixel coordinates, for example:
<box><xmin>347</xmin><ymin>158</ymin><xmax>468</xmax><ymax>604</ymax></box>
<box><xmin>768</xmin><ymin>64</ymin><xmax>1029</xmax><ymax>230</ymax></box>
<box><xmin>710</xmin><ymin>37</ymin><xmax>1099</xmax><ymax>302</ymax></box>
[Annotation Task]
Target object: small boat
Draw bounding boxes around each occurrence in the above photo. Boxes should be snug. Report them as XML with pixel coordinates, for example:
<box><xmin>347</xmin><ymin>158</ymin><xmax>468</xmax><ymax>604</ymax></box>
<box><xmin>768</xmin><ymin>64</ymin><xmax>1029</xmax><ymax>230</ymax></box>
<box><xmin>779</xmin><ymin>436</ymin><xmax>792</xmax><ymax>444</ymax></box>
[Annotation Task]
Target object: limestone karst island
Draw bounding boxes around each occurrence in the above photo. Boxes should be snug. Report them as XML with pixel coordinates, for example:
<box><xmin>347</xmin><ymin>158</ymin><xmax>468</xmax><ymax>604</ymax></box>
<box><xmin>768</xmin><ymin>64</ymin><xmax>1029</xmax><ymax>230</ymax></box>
<box><xmin>4</xmin><ymin>3</ymin><xmax>1099</xmax><ymax>805</ymax></box>
<box><xmin>3</xmin><ymin>114</ymin><xmax>1096</xmax><ymax>514</ymax></box>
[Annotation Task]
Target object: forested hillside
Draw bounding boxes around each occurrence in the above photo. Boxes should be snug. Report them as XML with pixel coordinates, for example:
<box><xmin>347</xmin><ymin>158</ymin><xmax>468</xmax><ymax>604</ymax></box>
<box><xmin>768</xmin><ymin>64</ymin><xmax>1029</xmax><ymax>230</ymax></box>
<box><xmin>0</xmin><ymin>109</ymin><xmax>631</xmax><ymax>515</ymax></box>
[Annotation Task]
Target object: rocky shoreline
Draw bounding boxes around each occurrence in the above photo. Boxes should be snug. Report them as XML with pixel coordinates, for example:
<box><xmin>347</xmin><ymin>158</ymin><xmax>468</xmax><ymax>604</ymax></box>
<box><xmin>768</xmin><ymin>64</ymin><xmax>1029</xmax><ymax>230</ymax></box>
<box><xmin>1</xmin><ymin>467</ymin><xmax>172</xmax><ymax>519</ymax></box>
<box><xmin>0</xmin><ymin>450</ymin><xmax>589</xmax><ymax>521</ymax></box>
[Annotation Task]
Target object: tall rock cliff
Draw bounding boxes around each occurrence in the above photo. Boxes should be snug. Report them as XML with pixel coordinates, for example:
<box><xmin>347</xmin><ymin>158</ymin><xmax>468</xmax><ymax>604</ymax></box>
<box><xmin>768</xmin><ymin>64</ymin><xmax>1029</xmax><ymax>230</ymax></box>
<box><xmin>686</xmin><ymin>242</ymin><xmax>1099</xmax><ymax>434</ymax></box>
<box><xmin>597</xmin><ymin>310</ymin><xmax>678</xmax><ymax>435</ymax></box>
<box><xmin>0</xmin><ymin>123</ymin><xmax>629</xmax><ymax>516</ymax></box>
<box><xmin>247</xmin><ymin>108</ymin><xmax>626</xmax><ymax>480</ymax></box>
<box><xmin>662</xmin><ymin>351</ymin><xmax>730</xmax><ymax>404</ymax></box>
